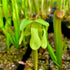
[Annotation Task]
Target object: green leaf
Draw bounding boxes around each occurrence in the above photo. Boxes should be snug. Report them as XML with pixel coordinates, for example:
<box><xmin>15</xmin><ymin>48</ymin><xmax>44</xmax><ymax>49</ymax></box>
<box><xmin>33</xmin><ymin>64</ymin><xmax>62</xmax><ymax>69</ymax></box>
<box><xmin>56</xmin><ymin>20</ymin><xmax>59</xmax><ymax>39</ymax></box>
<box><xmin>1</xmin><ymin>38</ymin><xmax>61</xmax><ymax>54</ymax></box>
<box><xmin>47</xmin><ymin>42</ymin><xmax>60</xmax><ymax>67</ymax></box>
<box><xmin>12</xmin><ymin>0</ymin><xmax>20</xmax><ymax>47</ymax></box>
<box><xmin>23</xmin><ymin>36</ymin><xmax>26</xmax><ymax>47</ymax></box>
<box><xmin>9</xmin><ymin>28</ymin><xmax>16</xmax><ymax>44</ymax></box>
<box><xmin>2</xmin><ymin>0</ymin><xmax>8</xmax><ymax>19</ymax></box>
<box><xmin>18</xmin><ymin>0</ymin><xmax>22</xmax><ymax>4</ymax></box>
<box><xmin>3</xmin><ymin>28</ymin><xmax>14</xmax><ymax>45</ymax></box>
<box><xmin>63</xmin><ymin>37</ymin><xmax>68</xmax><ymax>53</ymax></box>
<box><xmin>63</xmin><ymin>37</ymin><xmax>67</xmax><ymax>49</ymax></box>
<box><xmin>19</xmin><ymin>31</ymin><xmax>24</xmax><ymax>45</ymax></box>
<box><xmin>30</xmin><ymin>28</ymin><xmax>41</xmax><ymax>50</ymax></box>
<box><xmin>47</xmin><ymin>42</ymin><xmax>57</xmax><ymax>61</ymax></box>
<box><xmin>24</xmin><ymin>25</ymin><xmax>31</xmax><ymax>36</ymax></box>
<box><xmin>0</xmin><ymin>7</ymin><xmax>4</xmax><ymax>29</ymax></box>
<box><xmin>63</xmin><ymin>43</ymin><xmax>68</xmax><ymax>53</ymax></box>
<box><xmin>20</xmin><ymin>19</ymin><xmax>49</xmax><ymax>31</ymax></box>
<box><xmin>41</xmin><ymin>29</ymin><xmax>47</xmax><ymax>49</ymax></box>
<box><xmin>34</xmin><ymin>19</ymin><xmax>49</xmax><ymax>27</ymax></box>
<box><xmin>20</xmin><ymin>19</ymin><xmax>33</xmax><ymax>30</ymax></box>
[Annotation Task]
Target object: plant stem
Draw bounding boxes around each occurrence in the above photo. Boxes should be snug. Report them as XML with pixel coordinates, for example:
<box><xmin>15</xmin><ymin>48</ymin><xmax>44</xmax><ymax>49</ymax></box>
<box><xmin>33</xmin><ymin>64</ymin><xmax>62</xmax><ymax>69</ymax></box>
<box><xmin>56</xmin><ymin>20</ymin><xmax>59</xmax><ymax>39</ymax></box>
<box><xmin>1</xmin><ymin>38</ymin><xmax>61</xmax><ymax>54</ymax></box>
<box><xmin>41</xmin><ymin>0</ymin><xmax>44</xmax><ymax>14</ymax></box>
<box><xmin>32</xmin><ymin>50</ymin><xmax>38</xmax><ymax>70</ymax></box>
<box><xmin>28</xmin><ymin>0</ymin><xmax>32</xmax><ymax>14</ymax></box>
<box><xmin>58</xmin><ymin>0</ymin><xmax>62</xmax><ymax>10</ymax></box>
<box><xmin>53</xmin><ymin>10</ymin><xmax>63</xmax><ymax>70</ymax></box>
<box><xmin>22</xmin><ymin>0</ymin><xmax>27</xmax><ymax>18</ymax></box>
<box><xmin>33</xmin><ymin>0</ymin><xmax>39</xmax><ymax>14</ymax></box>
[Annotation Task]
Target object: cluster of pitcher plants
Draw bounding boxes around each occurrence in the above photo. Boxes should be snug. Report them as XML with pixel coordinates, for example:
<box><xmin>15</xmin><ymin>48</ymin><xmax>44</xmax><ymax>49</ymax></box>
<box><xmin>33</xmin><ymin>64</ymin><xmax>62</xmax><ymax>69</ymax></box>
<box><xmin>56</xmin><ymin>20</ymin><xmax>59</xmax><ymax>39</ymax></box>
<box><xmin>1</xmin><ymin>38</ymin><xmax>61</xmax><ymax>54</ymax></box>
<box><xmin>0</xmin><ymin>0</ymin><xmax>70</xmax><ymax>70</ymax></box>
